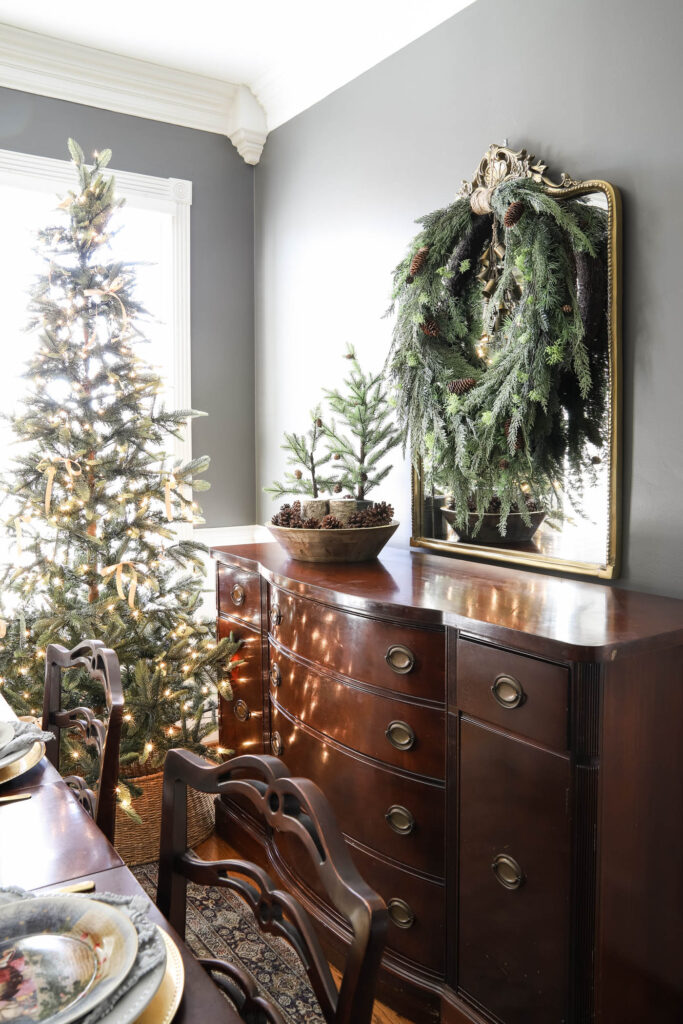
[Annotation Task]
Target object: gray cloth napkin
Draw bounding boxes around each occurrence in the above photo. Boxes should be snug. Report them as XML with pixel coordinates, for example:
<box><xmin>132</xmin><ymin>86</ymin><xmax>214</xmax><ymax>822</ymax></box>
<box><xmin>0</xmin><ymin>886</ymin><xmax>166</xmax><ymax>1022</ymax></box>
<box><xmin>0</xmin><ymin>719</ymin><xmax>54</xmax><ymax>759</ymax></box>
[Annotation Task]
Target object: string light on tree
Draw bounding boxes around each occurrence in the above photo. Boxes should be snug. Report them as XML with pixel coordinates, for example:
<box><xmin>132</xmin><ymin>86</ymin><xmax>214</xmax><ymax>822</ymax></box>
<box><xmin>0</xmin><ymin>138</ymin><xmax>243</xmax><ymax>813</ymax></box>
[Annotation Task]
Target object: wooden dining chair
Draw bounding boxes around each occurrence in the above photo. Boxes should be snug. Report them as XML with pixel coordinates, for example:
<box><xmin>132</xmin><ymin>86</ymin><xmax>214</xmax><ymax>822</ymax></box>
<box><xmin>157</xmin><ymin>749</ymin><xmax>388</xmax><ymax>1024</ymax></box>
<box><xmin>42</xmin><ymin>639</ymin><xmax>124</xmax><ymax>843</ymax></box>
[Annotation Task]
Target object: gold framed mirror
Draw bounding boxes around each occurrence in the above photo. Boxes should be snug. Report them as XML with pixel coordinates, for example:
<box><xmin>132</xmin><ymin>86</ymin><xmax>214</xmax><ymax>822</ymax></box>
<box><xmin>388</xmin><ymin>144</ymin><xmax>621</xmax><ymax>579</ymax></box>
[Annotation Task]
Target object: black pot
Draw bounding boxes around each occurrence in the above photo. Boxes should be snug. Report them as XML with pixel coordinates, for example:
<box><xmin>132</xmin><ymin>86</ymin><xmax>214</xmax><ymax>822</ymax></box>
<box><xmin>423</xmin><ymin>495</ymin><xmax>447</xmax><ymax>540</ymax></box>
<box><xmin>441</xmin><ymin>506</ymin><xmax>546</xmax><ymax>546</ymax></box>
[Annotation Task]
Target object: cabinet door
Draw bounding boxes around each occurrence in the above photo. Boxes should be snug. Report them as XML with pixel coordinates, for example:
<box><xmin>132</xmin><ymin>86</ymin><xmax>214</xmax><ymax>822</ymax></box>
<box><xmin>457</xmin><ymin>717</ymin><xmax>571</xmax><ymax>1024</ymax></box>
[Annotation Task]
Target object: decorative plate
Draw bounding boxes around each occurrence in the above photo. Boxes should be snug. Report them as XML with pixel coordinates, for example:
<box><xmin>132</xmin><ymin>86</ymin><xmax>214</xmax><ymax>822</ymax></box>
<box><xmin>94</xmin><ymin>924</ymin><xmax>173</xmax><ymax>1024</ymax></box>
<box><xmin>0</xmin><ymin>722</ymin><xmax>13</xmax><ymax>755</ymax></box>
<box><xmin>0</xmin><ymin>741</ymin><xmax>45</xmax><ymax>786</ymax></box>
<box><xmin>134</xmin><ymin>928</ymin><xmax>183</xmax><ymax>1024</ymax></box>
<box><xmin>0</xmin><ymin>896</ymin><xmax>138</xmax><ymax>1024</ymax></box>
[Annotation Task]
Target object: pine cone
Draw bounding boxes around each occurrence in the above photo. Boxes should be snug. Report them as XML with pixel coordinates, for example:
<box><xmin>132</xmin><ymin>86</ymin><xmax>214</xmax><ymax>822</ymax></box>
<box><xmin>406</xmin><ymin>245</ymin><xmax>430</xmax><ymax>283</ymax></box>
<box><xmin>302</xmin><ymin>517</ymin><xmax>320</xmax><ymax>528</ymax></box>
<box><xmin>294</xmin><ymin>470</ymin><xmax>303</xmax><ymax>479</ymax></box>
<box><xmin>421</xmin><ymin>318</ymin><xmax>440</xmax><ymax>338</ymax></box>
<box><xmin>447</xmin><ymin>377</ymin><xmax>477</xmax><ymax>396</ymax></box>
<box><xmin>333</xmin><ymin>453</ymin><xmax>341</xmax><ymax>460</ymax></box>
<box><xmin>272</xmin><ymin>500</ymin><xmax>304</xmax><ymax>527</ymax></box>
<box><xmin>360</xmin><ymin>501</ymin><xmax>394</xmax><ymax>526</ymax></box>
<box><xmin>503</xmin><ymin>201</ymin><xmax>524</xmax><ymax>229</ymax></box>
<box><xmin>348</xmin><ymin>510</ymin><xmax>368</xmax><ymax>527</ymax></box>
<box><xmin>271</xmin><ymin>503</ymin><xmax>291</xmax><ymax>526</ymax></box>
<box><xmin>333</xmin><ymin>483</ymin><xmax>342</xmax><ymax>493</ymax></box>
<box><xmin>562</xmin><ymin>303</ymin><xmax>572</xmax><ymax>314</ymax></box>
<box><xmin>315</xmin><ymin>418</ymin><xmax>323</xmax><ymax>427</ymax></box>
<box><xmin>320</xmin><ymin>514</ymin><xmax>343</xmax><ymax>529</ymax></box>
<box><xmin>499</xmin><ymin>458</ymin><xmax>510</xmax><ymax>469</ymax></box>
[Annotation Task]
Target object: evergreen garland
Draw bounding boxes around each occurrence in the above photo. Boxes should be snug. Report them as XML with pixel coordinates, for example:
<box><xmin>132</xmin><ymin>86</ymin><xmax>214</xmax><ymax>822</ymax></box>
<box><xmin>386</xmin><ymin>176</ymin><xmax>608</xmax><ymax>534</ymax></box>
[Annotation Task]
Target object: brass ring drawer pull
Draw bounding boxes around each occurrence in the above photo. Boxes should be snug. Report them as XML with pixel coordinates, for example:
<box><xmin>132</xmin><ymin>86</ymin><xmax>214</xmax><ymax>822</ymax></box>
<box><xmin>271</xmin><ymin>731</ymin><xmax>283</xmax><ymax>756</ymax></box>
<box><xmin>270</xmin><ymin>606</ymin><xmax>282</xmax><ymax>630</ymax></box>
<box><xmin>491</xmin><ymin>673</ymin><xmax>525</xmax><ymax>709</ymax></box>
<box><xmin>385</xmin><ymin>720</ymin><xmax>415</xmax><ymax>751</ymax></box>
<box><xmin>385</xmin><ymin>805</ymin><xmax>415</xmax><ymax>835</ymax></box>
<box><xmin>270</xmin><ymin>663</ymin><xmax>281</xmax><ymax>687</ymax></box>
<box><xmin>230</xmin><ymin>583</ymin><xmax>245</xmax><ymax>607</ymax></box>
<box><xmin>385</xmin><ymin>644</ymin><xmax>416</xmax><ymax>675</ymax></box>
<box><xmin>387</xmin><ymin>898</ymin><xmax>415</xmax><ymax>929</ymax></box>
<box><xmin>492</xmin><ymin>853</ymin><xmax>524</xmax><ymax>890</ymax></box>
<box><xmin>234</xmin><ymin>699</ymin><xmax>250</xmax><ymax>722</ymax></box>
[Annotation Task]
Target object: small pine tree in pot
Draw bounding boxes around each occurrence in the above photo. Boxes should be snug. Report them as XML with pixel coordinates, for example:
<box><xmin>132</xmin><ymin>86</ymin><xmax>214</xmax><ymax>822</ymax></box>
<box><xmin>265</xmin><ymin>347</ymin><xmax>401</xmax><ymax>560</ymax></box>
<box><xmin>263</xmin><ymin>405</ymin><xmax>334</xmax><ymax>519</ymax></box>
<box><xmin>323</xmin><ymin>345</ymin><xmax>401</xmax><ymax>523</ymax></box>
<box><xmin>0</xmin><ymin>141</ymin><xmax>241</xmax><ymax>848</ymax></box>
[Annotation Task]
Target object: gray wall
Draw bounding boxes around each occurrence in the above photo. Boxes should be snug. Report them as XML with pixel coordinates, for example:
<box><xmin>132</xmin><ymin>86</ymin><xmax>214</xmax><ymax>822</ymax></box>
<box><xmin>0</xmin><ymin>86</ymin><xmax>255</xmax><ymax>527</ymax></box>
<box><xmin>254</xmin><ymin>0</ymin><xmax>683</xmax><ymax>597</ymax></box>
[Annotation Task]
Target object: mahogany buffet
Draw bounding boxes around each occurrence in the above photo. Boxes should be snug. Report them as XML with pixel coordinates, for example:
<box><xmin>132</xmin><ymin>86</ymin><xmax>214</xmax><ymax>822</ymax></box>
<box><xmin>210</xmin><ymin>541</ymin><xmax>683</xmax><ymax>1024</ymax></box>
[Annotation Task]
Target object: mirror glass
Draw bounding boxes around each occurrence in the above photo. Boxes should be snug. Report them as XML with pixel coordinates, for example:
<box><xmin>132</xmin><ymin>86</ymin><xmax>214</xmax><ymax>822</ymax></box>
<box><xmin>403</xmin><ymin>150</ymin><xmax>621</xmax><ymax>578</ymax></box>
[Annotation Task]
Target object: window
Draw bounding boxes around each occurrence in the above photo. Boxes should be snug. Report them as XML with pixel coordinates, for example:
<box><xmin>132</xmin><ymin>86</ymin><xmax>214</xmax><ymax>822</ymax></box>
<box><xmin>0</xmin><ymin>147</ymin><xmax>192</xmax><ymax>466</ymax></box>
<box><xmin>0</xmin><ymin>148</ymin><xmax>192</xmax><ymax>568</ymax></box>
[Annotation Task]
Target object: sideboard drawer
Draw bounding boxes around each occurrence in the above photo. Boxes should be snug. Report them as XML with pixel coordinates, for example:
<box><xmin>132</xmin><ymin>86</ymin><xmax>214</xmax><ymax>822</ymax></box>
<box><xmin>218</xmin><ymin>616</ymin><xmax>264</xmax><ymax>753</ymax></box>
<box><xmin>269</xmin><ymin>702</ymin><xmax>444</xmax><ymax>877</ymax></box>
<box><xmin>458</xmin><ymin>718</ymin><xmax>571</xmax><ymax>1024</ymax></box>
<box><xmin>457</xmin><ymin>638</ymin><xmax>569</xmax><ymax>750</ymax></box>
<box><xmin>268</xmin><ymin>587</ymin><xmax>445</xmax><ymax>702</ymax></box>
<box><xmin>270</xmin><ymin>647</ymin><xmax>445</xmax><ymax>780</ymax></box>
<box><xmin>349</xmin><ymin>842</ymin><xmax>445</xmax><ymax>975</ymax></box>
<box><xmin>217</xmin><ymin>564</ymin><xmax>262</xmax><ymax>627</ymax></box>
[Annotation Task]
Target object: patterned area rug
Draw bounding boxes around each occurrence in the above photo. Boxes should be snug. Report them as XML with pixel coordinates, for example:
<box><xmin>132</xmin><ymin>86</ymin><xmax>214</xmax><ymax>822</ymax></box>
<box><xmin>132</xmin><ymin>862</ymin><xmax>324</xmax><ymax>1023</ymax></box>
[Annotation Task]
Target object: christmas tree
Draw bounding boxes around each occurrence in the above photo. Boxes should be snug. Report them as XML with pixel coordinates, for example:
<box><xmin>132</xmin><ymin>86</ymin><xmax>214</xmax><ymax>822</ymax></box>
<box><xmin>323</xmin><ymin>345</ymin><xmax>401</xmax><ymax>500</ymax></box>
<box><xmin>0</xmin><ymin>140</ymin><xmax>239</xmax><ymax>808</ymax></box>
<box><xmin>263</xmin><ymin>405</ymin><xmax>334</xmax><ymax>500</ymax></box>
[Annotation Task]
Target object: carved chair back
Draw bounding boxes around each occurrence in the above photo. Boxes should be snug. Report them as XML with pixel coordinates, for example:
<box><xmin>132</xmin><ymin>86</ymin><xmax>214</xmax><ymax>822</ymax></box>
<box><xmin>42</xmin><ymin>640</ymin><xmax>124</xmax><ymax>843</ymax></box>
<box><xmin>157</xmin><ymin>750</ymin><xmax>387</xmax><ymax>1024</ymax></box>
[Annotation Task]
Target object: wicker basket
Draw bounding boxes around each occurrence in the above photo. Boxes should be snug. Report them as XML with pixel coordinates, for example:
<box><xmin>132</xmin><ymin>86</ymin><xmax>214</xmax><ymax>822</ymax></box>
<box><xmin>114</xmin><ymin>769</ymin><xmax>215</xmax><ymax>866</ymax></box>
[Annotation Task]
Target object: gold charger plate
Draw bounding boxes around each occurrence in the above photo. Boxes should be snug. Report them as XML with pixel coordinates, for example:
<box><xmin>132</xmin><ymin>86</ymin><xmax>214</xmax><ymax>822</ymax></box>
<box><xmin>0</xmin><ymin>740</ymin><xmax>44</xmax><ymax>785</ymax></box>
<box><xmin>135</xmin><ymin>927</ymin><xmax>184</xmax><ymax>1024</ymax></box>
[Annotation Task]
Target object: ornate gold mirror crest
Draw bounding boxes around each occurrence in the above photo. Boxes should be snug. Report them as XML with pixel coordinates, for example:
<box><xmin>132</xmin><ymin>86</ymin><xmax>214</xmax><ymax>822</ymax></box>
<box><xmin>400</xmin><ymin>143</ymin><xmax>621</xmax><ymax>578</ymax></box>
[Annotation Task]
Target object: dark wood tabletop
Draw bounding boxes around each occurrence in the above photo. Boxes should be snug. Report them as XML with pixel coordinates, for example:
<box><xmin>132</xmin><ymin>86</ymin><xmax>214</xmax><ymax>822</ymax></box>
<box><xmin>211</xmin><ymin>541</ymin><xmax>683</xmax><ymax>661</ymax></box>
<box><xmin>0</xmin><ymin>692</ymin><xmax>240</xmax><ymax>1023</ymax></box>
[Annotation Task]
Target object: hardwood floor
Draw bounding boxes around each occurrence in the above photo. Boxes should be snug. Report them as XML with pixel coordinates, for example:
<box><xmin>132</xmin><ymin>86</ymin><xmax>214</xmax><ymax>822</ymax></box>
<box><xmin>195</xmin><ymin>832</ymin><xmax>415</xmax><ymax>1024</ymax></box>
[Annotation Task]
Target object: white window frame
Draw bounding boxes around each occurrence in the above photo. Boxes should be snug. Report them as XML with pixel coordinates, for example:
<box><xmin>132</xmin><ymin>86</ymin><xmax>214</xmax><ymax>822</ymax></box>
<box><xmin>0</xmin><ymin>146</ymin><xmax>193</xmax><ymax>465</ymax></box>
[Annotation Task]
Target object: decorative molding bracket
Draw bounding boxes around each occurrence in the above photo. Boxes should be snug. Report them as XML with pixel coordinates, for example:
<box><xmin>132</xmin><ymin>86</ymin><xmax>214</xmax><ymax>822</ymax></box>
<box><xmin>0</xmin><ymin>23</ymin><xmax>268</xmax><ymax>165</ymax></box>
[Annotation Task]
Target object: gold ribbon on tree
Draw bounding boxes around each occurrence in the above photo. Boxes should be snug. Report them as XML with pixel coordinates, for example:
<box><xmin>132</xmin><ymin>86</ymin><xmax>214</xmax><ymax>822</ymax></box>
<box><xmin>84</xmin><ymin>276</ymin><xmax>128</xmax><ymax>324</ymax></box>
<box><xmin>37</xmin><ymin>458</ymin><xmax>82</xmax><ymax>513</ymax></box>
<box><xmin>101</xmin><ymin>561</ymin><xmax>139</xmax><ymax>609</ymax></box>
<box><xmin>163</xmin><ymin>474</ymin><xmax>176</xmax><ymax>522</ymax></box>
<box><xmin>14</xmin><ymin>513</ymin><xmax>33</xmax><ymax>562</ymax></box>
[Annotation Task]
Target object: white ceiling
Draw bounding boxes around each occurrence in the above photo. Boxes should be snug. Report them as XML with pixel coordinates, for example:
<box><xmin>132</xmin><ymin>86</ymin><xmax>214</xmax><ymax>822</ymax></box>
<box><xmin>0</xmin><ymin>1</ymin><xmax>477</xmax><ymax>130</ymax></box>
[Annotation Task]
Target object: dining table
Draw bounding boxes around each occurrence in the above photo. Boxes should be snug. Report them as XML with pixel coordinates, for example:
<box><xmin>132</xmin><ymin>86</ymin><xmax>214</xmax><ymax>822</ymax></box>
<box><xmin>0</xmin><ymin>689</ymin><xmax>241</xmax><ymax>1023</ymax></box>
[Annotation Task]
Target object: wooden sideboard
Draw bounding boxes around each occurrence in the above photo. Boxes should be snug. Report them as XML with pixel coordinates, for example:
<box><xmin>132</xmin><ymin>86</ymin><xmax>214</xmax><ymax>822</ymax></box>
<box><xmin>210</xmin><ymin>541</ymin><xmax>683</xmax><ymax>1024</ymax></box>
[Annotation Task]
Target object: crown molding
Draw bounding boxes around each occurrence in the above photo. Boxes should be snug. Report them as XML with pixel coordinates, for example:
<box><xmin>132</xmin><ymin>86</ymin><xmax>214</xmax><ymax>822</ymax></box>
<box><xmin>0</xmin><ymin>23</ymin><xmax>268</xmax><ymax>165</ymax></box>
